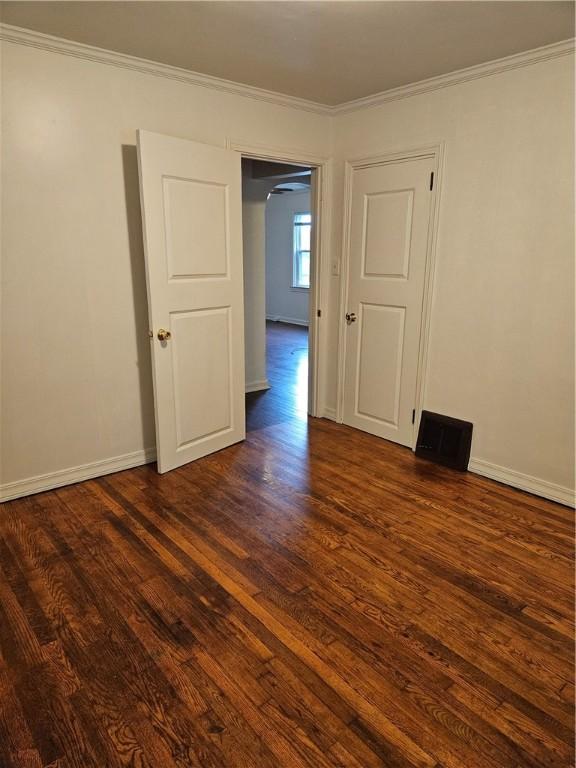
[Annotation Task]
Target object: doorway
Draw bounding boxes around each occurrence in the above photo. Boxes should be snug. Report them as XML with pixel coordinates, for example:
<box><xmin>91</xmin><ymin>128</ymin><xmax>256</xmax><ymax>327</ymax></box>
<box><xmin>241</xmin><ymin>158</ymin><xmax>316</xmax><ymax>432</ymax></box>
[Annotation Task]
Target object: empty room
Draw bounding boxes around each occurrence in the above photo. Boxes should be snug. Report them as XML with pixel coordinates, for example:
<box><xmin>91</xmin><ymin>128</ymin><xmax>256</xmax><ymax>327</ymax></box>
<box><xmin>0</xmin><ymin>2</ymin><xmax>574</xmax><ymax>767</ymax></box>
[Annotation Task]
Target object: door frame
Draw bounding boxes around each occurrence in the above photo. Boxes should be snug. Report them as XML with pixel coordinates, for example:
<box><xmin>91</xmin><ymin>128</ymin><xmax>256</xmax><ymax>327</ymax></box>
<box><xmin>336</xmin><ymin>142</ymin><xmax>445</xmax><ymax>449</ymax></box>
<box><xmin>227</xmin><ymin>139</ymin><xmax>332</xmax><ymax>419</ymax></box>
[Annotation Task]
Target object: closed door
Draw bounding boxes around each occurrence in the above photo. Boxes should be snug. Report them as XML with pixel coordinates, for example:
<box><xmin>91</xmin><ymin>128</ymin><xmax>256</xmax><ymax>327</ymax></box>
<box><xmin>342</xmin><ymin>156</ymin><xmax>435</xmax><ymax>446</ymax></box>
<box><xmin>137</xmin><ymin>130</ymin><xmax>245</xmax><ymax>473</ymax></box>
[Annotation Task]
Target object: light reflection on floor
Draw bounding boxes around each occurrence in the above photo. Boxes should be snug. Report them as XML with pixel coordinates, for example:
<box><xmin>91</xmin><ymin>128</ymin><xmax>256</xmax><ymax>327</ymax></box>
<box><xmin>244</xmin><ymin>321</ymin><xmax>311</xmax><ymax>497</ymax></box>
<box><xmin>294</xmin><ymin>347</ymin><xmax>309</xmax><ymax>420</ymax></box>
<box><xmin>245</xmin><ymin>322</ymin><xmax>309</xmax><ymax>433</ymax></box>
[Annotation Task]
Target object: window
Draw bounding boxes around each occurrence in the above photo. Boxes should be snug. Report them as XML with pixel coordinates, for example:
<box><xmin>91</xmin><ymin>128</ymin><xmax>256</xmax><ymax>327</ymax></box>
<box><xmin>292</xmin><ymin>213</ymin><xmax>311</xmax><ymax>289</ymax></box>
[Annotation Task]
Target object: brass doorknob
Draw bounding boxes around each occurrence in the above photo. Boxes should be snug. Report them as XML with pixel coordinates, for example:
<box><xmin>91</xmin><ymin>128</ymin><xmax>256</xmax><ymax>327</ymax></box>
<box><xmin>345</xmin><ymin>312</ymin><xmax>357</xmax><ymax>325</ymax></box>
<box><xmin>157</xmin><ymin>329</ymin><xmax>172</xmax><ymax>341</ymax></box>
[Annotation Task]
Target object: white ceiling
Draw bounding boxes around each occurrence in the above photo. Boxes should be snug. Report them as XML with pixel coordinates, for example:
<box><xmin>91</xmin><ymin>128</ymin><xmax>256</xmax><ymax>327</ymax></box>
<box><xmin>1</xmin><ymin>1</ymin><xmax>573</xmax><ymax>106</ymax></box>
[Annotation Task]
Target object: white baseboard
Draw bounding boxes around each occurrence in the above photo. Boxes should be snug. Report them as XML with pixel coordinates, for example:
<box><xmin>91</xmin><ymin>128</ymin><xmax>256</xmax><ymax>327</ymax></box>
<box><xmin>4</xmin><ymin>439</ymin><xmax>571</xmax><ymax>510</ymax></box>
<box><xmin>245</xmin><ymin>379</ymin><xmax>270</xmax><ymax>393</ymax></box>
<box><xmin>468</xmin><ymin>457</ymin><xmax>575</xmax><ymax>508</ymax></box>
<box><xmin>322</xmin><ymin>406</ymin><xmax>338</xmax><ymax>422</ymax></box>
<box><xmin>266</xmin><ymin>315</ymin><xmax>309</xmax><ymax>327</ymax></box>
<box><xmin>0</xmin><ymin>447</ymin><xmax>157</xmax><ymax>503</ymax></box>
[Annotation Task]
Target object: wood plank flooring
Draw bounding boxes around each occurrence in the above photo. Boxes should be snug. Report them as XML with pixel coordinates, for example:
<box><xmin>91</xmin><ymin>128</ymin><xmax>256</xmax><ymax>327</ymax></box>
<box><xmin>0</xmin><ymin>321</ymin><xmax>573</xmax><ymax>768</ymax></box>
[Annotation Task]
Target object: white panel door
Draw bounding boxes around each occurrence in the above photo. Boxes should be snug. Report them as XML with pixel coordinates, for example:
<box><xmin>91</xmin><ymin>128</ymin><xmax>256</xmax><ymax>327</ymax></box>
<box><xmin>342</xmin><ymin>157</ymin><xmax>435</xmax><ymax>446</ymax></box>
<box><xmin>137</xmin><ymin>130</ymin><xmax>245</xmax><ymax>473</ymax></box>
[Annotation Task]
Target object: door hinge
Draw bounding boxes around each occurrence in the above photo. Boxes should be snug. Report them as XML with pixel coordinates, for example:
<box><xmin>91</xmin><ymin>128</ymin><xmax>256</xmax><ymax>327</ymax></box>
<box><xmin>317</xmin><ymin>309</ymin><xmax>322</xmax><ymax>318</ymax></box>
<box><xmin>412</xmin><ymin>409</ymin><xmax>416</xmax><ymax>424</ymax></box>
<box><xmin>429</xmin><ymin>172</ymin><xmax>434</xmax><ymax>191</ymax></box>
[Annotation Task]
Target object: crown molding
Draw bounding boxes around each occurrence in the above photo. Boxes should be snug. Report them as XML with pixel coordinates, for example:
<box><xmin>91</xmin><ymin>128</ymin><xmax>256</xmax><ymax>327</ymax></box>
<box><xmin>0</xmin><ymin>23</ymin><xmax>332</xmax><ymax>116</ymax></box>
<box><xmin>333</xmin><ymin>38</ymin><xmax>575</xmax><ymax>115</ymax></box>
<box><xmin>1</xmin><ymin>23</ymin><xmax>573</xmax><ymax>118</ymax></box>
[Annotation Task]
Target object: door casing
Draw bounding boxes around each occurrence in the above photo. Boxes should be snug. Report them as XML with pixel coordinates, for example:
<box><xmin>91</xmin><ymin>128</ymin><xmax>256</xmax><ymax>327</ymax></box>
<box><xmin>336</xmin><ymin>142</ymin><xmax>445</xmax><ymax>448</ymax></box>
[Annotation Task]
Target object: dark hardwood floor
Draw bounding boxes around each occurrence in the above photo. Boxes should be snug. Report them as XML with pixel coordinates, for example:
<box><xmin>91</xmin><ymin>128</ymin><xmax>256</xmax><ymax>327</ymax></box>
<box><xmin>246</xmin><ymin>320</ymin><xmax>309</xmax><ymax>432</ymax></box>
<box><xmin>0</xmin><ymin>321</ymin><xmax>574</xmax><ymax>768</ymax></box>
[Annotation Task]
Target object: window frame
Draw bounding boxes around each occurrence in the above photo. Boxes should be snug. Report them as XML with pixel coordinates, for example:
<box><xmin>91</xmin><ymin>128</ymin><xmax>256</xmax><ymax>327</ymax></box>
<box><xmin>291</xmin><ymin>211</ymin><xmax>312</xmax><ymax>291</ymax></box>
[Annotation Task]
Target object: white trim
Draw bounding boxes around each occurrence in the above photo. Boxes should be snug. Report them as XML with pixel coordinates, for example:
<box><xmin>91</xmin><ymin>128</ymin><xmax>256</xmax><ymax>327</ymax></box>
<box><xmin>0</xmin><ymin>23</ymin><xmax>330</xmax><ymax>116</ymax></box>
<box><xmin>468</xmin><ymin>458</ymin><xmax>575</xmax><ymax>508</ymax></box>
<box><xmin>343</xmin><ymin>142</ymin><xmax>442</xmax><ymax>170</ymax></box>
<box><xmin>336</xmin><ymin>159</ymin><xmax>354</xmax><ymax>423</ymax></box>
<box><xmin>322</xmin><ymin>407</ymin><xmax>337</xmax><ymax>422</ymax></box>
<box><xmin>412</xmin><ymin>143</ymin><xmax>445</xmax><ymax>449</ymax></box>
<box><xmin>2</xmin><ymin>439</ymin><xmax>571</xmax><ymax>507</ymax></box>
<box><xmin>336</xmin><ymin>144</ymin><xmax>443</xmax><ymax>442</ymax></box>
<box><xmin>245</xmin><ymin>379</ymin><xmax>270</xmax><ymax>393</ymax></box>
<box><xmin>309</xmin><ymin>160</ymin><xmax>331</xmax><ymax>421</ymax></box>
<box><xmin>332</xmin><ymin>38</ymin><xmax>575</xmax><ymax>114</ymax></box>
<box><xmin>227</xmin><ymin>139</ymin><xmax>328</xmax><ymax>166</ymax></box>
<box><xmin>0</xmin><ymin>448</ymin><xmax>157</xmax><ymax>503</ymax></box>
<box><xmin>266</xmin><ymin>315</ymin><xmax>309</xmax><ymax>327</ymax></box>
<box><xmin>1</xmin><ymin>24</ymin><xmax>572</xmax><ymax>117</ymax></box>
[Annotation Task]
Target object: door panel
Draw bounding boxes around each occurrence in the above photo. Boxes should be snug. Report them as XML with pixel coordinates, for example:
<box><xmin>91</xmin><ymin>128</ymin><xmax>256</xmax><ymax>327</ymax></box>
<box><xmin>363</xmin><ymin>190</ymin><xmax>413</xmax><ymax>278</ymax></box>
<box><xmin>343</xmin><ymin>157</ymin><xmax>434</xmax><ymax>447</ymax></box>
<box><xmin>356</xmin><ymin>303</ymin><xmax>405</xmax><ymax>426</ymax></box>
<box><xmin>163</xmin><ymin>177</ymin><xmax>229</xmax><ymax>279</ymax></box>
<box><xmin>171</xmin><ymin>308</ymin><xmax>232</xmax><ymax>448</ymax></box>
<box><xmin>137</xmin><ymin>130</ymin><xmax>245</xmax><ymax>473</ymax></box>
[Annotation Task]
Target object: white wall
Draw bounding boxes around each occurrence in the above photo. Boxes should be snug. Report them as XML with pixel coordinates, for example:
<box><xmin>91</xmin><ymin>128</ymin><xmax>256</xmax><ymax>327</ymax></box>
<box><xmin>0</xmin><ymin>39</ymin><xmax>331</xmax><ymax>495</ymax></box>
<box><xmin>1</xmin><ymin>33</ymin><xmax>574</xmax><ymax>505</ymax></box>
<box><xmin>328</xmin><ymin>53</ymin><xmax>575</xmax><ymax>501</ymax></box>
<box><xmin>243</xmin><ymin>178</ymin><xmax>274</xmax><ymax>391</ymax></box>
<box><xmin>265</xmin><ymin>190</ymin><xmax>311</xmax><ymax>326</ymax></box>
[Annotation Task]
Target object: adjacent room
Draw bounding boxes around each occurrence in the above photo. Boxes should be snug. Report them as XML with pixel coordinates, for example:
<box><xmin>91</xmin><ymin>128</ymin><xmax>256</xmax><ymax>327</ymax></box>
<box><xmin>242</xmin><ymin>158</ymin><xmax>314</xmax><ymax>431</ymax></box>
<box><xmin>0</xmin><ymin>2</ymin><xmax>574</xmax><ymax>767</ymax></box>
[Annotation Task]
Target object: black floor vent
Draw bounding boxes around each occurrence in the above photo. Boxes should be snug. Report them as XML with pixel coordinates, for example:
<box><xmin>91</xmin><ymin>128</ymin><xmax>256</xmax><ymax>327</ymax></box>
<box><xmin>415</xmin><ymin>411</ymin><xmax>473</xmax><ymax>471</ymax></box>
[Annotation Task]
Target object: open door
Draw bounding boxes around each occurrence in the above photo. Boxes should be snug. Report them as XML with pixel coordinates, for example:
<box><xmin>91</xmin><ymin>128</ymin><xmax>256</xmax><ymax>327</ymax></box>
<box><xmin>137</xmin><ymin>130</ymin><xmax>245</xmax><ymax>473</ymax></box>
